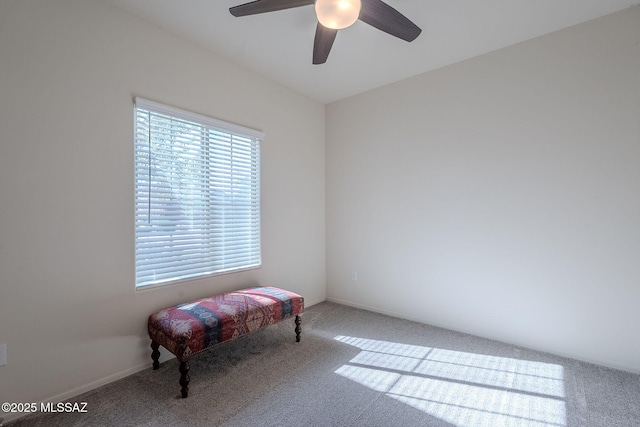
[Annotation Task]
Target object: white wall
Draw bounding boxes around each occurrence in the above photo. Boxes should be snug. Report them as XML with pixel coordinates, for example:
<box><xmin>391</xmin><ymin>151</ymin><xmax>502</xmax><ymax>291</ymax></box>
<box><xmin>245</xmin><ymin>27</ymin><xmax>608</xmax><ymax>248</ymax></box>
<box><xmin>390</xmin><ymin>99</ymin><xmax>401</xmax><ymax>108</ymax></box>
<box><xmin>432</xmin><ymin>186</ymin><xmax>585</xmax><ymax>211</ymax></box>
<box><xmin>0</xmin><ymin>0</ymin><xmax>325</xmax><ymax>415</ymax></box>
<box><xmin>327</xmin><ymin>6</ymin><xmax>640</xmax><ymax>373</ymax></box>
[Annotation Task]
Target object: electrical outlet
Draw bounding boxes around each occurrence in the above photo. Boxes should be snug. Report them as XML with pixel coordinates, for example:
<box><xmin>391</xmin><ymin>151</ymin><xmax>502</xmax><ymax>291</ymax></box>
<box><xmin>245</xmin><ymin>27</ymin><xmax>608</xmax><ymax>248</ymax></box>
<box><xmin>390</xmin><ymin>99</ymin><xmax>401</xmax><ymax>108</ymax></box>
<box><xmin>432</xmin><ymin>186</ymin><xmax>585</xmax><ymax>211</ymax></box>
<box><xmin>350</xmin><ymin>271</ymin><xmax>358</xmax><ymax>282</ymax></box>
<box><xmin>0</xmin><ymin>344</ymin><xmax>6</xmax><ymax>366</ymax></box>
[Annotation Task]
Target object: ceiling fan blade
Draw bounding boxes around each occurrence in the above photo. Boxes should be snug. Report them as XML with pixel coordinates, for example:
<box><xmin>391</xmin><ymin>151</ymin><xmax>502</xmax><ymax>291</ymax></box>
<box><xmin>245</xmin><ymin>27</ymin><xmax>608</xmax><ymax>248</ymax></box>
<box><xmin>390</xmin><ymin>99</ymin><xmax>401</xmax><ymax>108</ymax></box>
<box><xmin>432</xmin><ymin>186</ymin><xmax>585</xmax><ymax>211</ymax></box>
<box><xmin>313</xmin><ymin>23</ymin><xmax>338</xmax><ymax>65</ymax></box>
<box><xmin>230</xmin><ymin>0</ymin><xmax>315</xmax><ymax>17</ymax></box>
<box><xmin>359</xmin><ymin>0</ymin><xmax>422</xmax><ymax>42</ymax></box>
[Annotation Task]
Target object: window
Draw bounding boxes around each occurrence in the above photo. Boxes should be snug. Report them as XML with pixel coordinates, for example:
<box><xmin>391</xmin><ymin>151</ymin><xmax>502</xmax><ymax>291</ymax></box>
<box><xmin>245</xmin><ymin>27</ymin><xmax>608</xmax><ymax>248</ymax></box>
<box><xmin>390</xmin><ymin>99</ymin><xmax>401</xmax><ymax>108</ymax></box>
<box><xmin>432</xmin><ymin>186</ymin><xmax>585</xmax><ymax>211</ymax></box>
<box><xmin>134</xmin><ymin>98</ymin><xmax>262</xmax><ymax>288</ymax></box>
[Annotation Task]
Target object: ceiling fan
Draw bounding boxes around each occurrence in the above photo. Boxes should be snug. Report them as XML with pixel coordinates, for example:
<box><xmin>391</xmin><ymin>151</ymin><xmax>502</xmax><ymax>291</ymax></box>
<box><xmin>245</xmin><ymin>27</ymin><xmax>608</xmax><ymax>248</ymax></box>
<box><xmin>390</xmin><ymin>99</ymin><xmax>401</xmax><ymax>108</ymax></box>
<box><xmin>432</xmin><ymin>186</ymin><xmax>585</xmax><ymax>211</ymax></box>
<box><xmin>229</xmin><ymin>0</ymin><xmax>422</xmax><ymax>64</ymax></box>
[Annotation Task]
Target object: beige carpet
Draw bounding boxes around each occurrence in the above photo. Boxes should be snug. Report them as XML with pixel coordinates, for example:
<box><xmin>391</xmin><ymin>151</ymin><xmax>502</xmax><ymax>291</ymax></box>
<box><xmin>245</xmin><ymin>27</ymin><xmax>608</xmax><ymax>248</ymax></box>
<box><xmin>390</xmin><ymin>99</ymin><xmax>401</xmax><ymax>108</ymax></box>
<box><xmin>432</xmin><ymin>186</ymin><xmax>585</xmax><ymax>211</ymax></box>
<box><xmin>7</xmin><ymin>301</ymin><xmax>640</xmax><ymax>426</ymax></box>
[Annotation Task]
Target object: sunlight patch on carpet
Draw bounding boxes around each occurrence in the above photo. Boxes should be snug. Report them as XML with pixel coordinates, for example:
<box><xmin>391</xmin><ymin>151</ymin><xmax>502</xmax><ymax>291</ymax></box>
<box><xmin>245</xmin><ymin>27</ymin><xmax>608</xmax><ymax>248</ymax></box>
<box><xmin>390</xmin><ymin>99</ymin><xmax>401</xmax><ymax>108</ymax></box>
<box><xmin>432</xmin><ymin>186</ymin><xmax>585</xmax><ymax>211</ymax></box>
<box><xmin>334</xmin><ymin>335</ymin><xmax>566</xmax><ymax>427</ymax></box>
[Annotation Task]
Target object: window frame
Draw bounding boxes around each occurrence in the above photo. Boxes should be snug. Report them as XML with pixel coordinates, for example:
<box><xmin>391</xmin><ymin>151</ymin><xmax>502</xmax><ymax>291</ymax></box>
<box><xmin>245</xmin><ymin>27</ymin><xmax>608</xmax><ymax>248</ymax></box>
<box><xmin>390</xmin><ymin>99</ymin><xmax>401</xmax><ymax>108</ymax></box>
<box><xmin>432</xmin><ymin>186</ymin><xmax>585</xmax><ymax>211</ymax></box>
<box><xmin>133</xmin><ymin>97</ymin><xmax>263</xmax><ymax>290</ymax></box>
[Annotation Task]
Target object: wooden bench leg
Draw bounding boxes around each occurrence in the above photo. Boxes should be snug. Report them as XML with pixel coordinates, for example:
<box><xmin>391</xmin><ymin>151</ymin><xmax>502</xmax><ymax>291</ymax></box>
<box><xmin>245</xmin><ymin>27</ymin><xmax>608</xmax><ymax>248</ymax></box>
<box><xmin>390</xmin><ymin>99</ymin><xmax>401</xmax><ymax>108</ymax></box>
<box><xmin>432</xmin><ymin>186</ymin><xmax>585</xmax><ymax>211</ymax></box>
<box><xmin>179</xmin><ymin>361</ymin><xmax>190</xmax><ymax>398</ymax></box>
<box><xmin>151</xmin><ymin>340</ymin><xmax>160</xmax><ymax>370</ymax></box>
<box><xmin>295</xmin><ymin>315</ymin><xmax>302</xmax><ymax>342</ymax></box>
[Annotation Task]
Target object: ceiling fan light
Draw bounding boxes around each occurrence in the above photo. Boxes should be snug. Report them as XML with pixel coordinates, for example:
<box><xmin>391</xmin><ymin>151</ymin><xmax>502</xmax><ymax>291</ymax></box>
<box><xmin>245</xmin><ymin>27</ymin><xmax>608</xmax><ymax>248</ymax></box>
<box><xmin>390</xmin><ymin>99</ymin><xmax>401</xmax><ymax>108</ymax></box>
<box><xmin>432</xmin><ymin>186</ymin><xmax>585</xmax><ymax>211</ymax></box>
<box><xmin>315</xmin><ymin>0</ymin><xmax>362</xmax><ymax>30</ymax></box>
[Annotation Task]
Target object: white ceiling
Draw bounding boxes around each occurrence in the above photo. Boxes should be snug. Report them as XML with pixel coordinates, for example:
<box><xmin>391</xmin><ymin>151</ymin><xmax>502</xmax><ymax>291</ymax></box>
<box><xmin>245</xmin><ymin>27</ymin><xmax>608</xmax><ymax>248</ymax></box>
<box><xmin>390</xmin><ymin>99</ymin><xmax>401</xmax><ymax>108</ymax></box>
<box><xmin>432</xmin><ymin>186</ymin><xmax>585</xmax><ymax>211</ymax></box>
<box><xmin>104</xmin><ymin>0</ymin><xmax>639</xmax><ymax>104</ymax></box>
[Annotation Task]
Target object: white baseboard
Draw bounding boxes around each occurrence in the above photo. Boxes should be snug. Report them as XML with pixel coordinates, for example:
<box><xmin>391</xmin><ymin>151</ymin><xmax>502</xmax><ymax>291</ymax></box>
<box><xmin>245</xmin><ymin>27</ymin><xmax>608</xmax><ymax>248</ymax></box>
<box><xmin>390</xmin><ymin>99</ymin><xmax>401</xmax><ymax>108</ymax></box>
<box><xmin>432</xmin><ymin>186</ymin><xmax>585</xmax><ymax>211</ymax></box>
<box><xmin>325</xmin><ymin>296</ymin><xmax>431</xmax><ymax>325</ymax></box>
<box><xmin>2</xmin><ymin>353</ymin><xmax>175</xmax><ymax>424</ymax></box>
<box><xmin>3</xmin><ymin>299</ymin><xmax>325</xmax><ymax>424</ymax></box>
<box><xmin>325</xmin><ymin>296</ymin><xmax>640</xmax><ymax>375</ymax></box>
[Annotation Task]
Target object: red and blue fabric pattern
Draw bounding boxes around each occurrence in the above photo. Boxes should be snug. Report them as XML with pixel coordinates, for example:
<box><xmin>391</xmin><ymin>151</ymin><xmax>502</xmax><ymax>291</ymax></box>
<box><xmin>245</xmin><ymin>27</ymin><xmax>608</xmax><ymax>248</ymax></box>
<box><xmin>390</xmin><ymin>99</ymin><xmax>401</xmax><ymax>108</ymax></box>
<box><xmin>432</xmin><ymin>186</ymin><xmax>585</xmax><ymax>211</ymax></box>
<box><xmin>148</xmin><ymin>286</ymin><xmax>304</xmax><ymax>361</ymax></box>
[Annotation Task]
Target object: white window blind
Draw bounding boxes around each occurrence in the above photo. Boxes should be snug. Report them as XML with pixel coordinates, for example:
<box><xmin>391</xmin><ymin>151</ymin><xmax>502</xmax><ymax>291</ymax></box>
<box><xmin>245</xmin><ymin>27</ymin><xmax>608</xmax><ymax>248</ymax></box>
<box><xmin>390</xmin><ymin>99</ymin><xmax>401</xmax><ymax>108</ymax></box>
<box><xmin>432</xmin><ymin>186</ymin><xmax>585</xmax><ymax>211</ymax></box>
<box><xmin>134</xmin><ymin>97</ymin><xmax>262</xmax><ymax>288</ymax></box>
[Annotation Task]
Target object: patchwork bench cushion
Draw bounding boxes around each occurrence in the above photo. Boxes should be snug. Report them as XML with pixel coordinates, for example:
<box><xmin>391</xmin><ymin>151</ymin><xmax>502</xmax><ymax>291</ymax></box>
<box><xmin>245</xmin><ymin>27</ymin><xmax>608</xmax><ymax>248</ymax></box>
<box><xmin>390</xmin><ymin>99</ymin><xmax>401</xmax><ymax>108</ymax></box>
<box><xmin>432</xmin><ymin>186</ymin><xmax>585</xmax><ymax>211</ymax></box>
<box><xmin>149</xmin><ymin>286</ymin><xmax>304</xmax><ymax>361</ymax></box>
<box><xmin>148</xmin><ymin>286</ymin><xmax>304</xmax><ymax>397</ymax></box>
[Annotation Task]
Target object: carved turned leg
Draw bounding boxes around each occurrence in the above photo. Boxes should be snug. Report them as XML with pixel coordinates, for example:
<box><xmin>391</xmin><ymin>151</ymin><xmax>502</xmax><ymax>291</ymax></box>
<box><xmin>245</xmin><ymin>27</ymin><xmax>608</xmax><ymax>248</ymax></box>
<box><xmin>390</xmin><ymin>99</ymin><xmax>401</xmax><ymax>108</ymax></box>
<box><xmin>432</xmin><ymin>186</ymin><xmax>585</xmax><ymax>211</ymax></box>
<box><xmin>179</xmin><ymin>361</ymin><xmax>190</xmax><ymax>398</ymax></box>
<box><xmin>295</xmin><ymin>315</ymin><xmax>302</xmax><ymax>342</ymax></box>
<box><xmin>151</xmin><ymin>340</ymin><xmax>160</xmax><ymax>370</ymax></box>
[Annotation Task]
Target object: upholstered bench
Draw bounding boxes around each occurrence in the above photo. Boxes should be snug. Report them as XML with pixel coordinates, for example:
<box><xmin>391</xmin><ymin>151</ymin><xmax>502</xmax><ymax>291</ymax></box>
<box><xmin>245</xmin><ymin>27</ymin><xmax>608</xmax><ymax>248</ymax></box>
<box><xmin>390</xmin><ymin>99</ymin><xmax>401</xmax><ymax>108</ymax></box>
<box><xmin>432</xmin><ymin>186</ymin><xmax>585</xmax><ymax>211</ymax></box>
<box><xmin>148</xmin><ymin>286</ymin><xmax>304</xmax><ymax>398</ymax></box>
